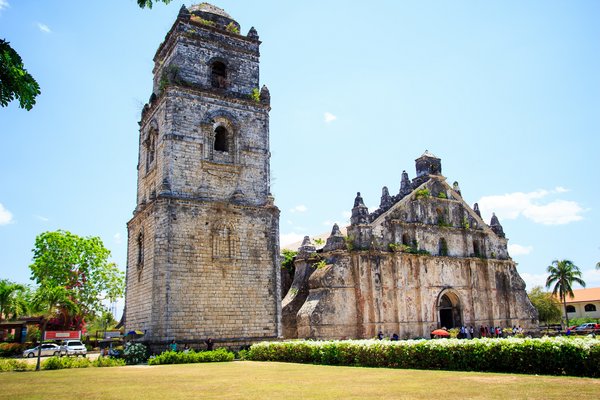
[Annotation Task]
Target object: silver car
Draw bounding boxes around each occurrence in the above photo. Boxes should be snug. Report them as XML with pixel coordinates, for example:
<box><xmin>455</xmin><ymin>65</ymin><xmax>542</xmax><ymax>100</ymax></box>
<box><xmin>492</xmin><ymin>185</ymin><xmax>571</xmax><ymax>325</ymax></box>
<box><xmin>60</xmin><ymin>340</ymin><xmax>87</xmax><ymax>357</ymax></box>
<box><xmin>22</xmin><ymin>343</ymin><xmax>62</xmax><ymax>358</ymax></box>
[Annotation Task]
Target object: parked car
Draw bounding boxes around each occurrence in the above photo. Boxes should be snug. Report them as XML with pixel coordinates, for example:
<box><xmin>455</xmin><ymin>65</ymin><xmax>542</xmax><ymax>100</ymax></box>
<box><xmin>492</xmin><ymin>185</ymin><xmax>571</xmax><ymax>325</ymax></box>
<box><xmin>22</xmin><ymin>343</ymin><xmax>62</xmax><ymax>358</ymax></box>
<box><xmin>575</xmin><ymin>323</ymin><xmax>600</xmax><ymax>331</ymax></box>
<box><xmin>60</xmin><ymin>340</ymin><xmax>87</xmax><ymax>357</ymax></box>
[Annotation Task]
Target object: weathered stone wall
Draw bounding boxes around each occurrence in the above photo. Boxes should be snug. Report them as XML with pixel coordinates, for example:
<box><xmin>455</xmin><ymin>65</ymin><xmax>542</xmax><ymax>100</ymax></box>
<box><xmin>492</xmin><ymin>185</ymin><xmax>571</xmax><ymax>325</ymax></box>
<box><xmin>292</xmin><ymin>251</ymin><xmax>537</xmax><ymax>340</ymax></box>
<box><xmin>284</xmin><ymin>153</ymin><xmax>538</xmax><ymax>340</ymax></box>
<box><xmin>125</xmin><ymin>5</ymin><xmax>281</xmax><ymax>347</ymax></box>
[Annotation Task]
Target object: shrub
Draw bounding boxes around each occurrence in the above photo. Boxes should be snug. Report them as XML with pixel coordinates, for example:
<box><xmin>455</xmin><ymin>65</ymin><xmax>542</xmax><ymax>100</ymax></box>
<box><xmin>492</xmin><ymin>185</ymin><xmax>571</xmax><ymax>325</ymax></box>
<box><xmin>93</xmin><ymin>357</ymin><xmax>126</xmax><ymax>368</ymax></box>
<box><xmin>42</xmin><ymin>356</ymin><xmax>92</xmax><ymax>370</ymax></box>
<box><xmin>246</xmin><ymin>337</ymin><xmax>600</xmax><ymax>377</ymax></box>
<box><xmin>0</xmin><ymin>358</ymin><xmax>32</xmax><ymax>372</ymax></box>
<box><xmin>123</xmin><ymin>342</ymin><xmax>149</xmax><ymax>365</ymax></box>
<box><xmin>148</xmin><ymin>348</ymin><xmax>234</xmax><ymax>365</ymax></box>
<box><xmin>0</xmin><ymin>342</ymin><xmax>27</xmax><ymax>357</ymax></box>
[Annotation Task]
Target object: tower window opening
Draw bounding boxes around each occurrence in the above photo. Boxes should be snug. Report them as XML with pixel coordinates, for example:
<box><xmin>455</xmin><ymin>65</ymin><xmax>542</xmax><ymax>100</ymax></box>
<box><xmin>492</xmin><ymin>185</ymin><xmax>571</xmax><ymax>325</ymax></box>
<box><xmin>214</xmin><ymin>126</ymin><xmax>229</xmax><ymax>152</ymax></box>
<box><xmin>211</xmin><ymin>61</ymin><xmax>227</xmax><ymax>88</ymax></box>
<box><xmin>137</xmin><ymin>232</ymin><xmax>144</xmax><ymax>266</ymax></box>
<box><xmin>438</xmin><ymin>238</ymin><xmax>448</xmax><ymax>256</ymax></box>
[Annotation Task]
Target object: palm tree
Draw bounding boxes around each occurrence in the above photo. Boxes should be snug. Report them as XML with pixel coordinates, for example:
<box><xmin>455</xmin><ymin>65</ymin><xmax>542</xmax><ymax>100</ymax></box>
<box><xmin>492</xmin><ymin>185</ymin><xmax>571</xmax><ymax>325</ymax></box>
<box><xmin>31</xmin><ymin>284</ymin><xmax>78</xmax><ymax>371</ymax></box>
<box><xmin>545</xmin><ymin>259</ymin><xmax>586</xmax><ymax>328</ymax></box>
<box><xmin>0</xmin><ymin>279</ymin><xmax>26</xmax><ymax>323</ymax></box>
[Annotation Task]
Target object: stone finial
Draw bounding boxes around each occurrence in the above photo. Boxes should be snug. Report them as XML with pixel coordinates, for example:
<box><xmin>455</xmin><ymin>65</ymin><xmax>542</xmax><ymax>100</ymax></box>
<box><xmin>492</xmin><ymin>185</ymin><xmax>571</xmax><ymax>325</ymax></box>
<box><xmin>490</xmin><ymin>213</ymin><xmax>506</xmax><ymax>238</ymax></box>
<box><xmin>353</xmin><ymin>192</ymin><xmax>365</xmax><ymax>208</ymax></box>
<box><xmin>247</xmin><ymin>26</ymin><xmax>259</xmax><ymax>40</ymax></box>
<box><xmin>178</xmin><ymin>4</ymin><xmax>190</xmax><ymax>19</ymax></box>
<box><xmin>323</xmin><ymin>223</ymin><xmax>346</xmax><ymax>252</ymax></box>
<box><xmin>473</xmin><ymin>203</ymin><xmax>481</xmax><ymax>218</ymax></box>
<box><xmin>379</xmin><ymin>186</ymin><xmax>392</xmax><ymax>210</ymax></box>
<box><xmin>453</xmin><ymin>181</ymin><xmax>461</xmax><ymax>197</ymax></box>
<box><xmin>351</xmin><ymin>192</ymin><xmax>369</xmax><ymax>225</ymax></box>
<box><xmin>331</xmin><ymin>223</ymin><xmax>342</xmax><ymax>236</ymax></box>
<box><xmin>260</xmin><ymin>85</ymin><xmax>270</xmax><ymax>105</ymax></box>
<box><xmin>399</xmin><ymin>171</ymin><xmax>412</xmax><ymax>197</ymax></box>
<box><xmin>298</xmin><ymin>236</ymin><xmax>316</xmax><ymax>256</ymax></box>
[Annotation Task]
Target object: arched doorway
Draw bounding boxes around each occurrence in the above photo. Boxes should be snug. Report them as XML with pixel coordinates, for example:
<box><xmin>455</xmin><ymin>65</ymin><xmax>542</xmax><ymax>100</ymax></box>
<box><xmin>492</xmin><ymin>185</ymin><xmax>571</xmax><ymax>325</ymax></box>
<box><xmin>437</xmin><ymin>291</ymin><xmax>461</xmax><ymax>329</ymax></box>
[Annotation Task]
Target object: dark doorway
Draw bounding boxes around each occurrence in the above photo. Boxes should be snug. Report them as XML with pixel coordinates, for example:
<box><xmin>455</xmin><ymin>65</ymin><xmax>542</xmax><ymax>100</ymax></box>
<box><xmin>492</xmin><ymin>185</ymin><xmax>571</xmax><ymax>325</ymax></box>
<box><xmin>438</xmin><ymin>293</ymin><xmax>460</xmax><ymax>328</ymax></box>
<box><xmin>439</xmin><ymin>309</ymin><xmax>453</xmax><ymax>329</ymax></box>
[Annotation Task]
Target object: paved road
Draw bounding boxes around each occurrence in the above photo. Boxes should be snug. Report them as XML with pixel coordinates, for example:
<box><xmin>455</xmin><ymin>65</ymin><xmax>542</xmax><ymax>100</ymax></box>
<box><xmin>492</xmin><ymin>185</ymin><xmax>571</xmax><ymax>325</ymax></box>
<box><xmin>20</xmin><ymin>352</ymin><xmax>100</xmax><ymax>364</ymax></box>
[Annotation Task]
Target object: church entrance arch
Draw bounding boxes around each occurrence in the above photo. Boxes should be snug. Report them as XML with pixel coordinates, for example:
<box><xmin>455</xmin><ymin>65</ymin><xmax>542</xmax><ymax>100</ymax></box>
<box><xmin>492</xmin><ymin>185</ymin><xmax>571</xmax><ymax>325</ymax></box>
<box><xmin>436</xmin><ymin>290</ymin><xmax>462</xmax><ymax>329</ymax></box>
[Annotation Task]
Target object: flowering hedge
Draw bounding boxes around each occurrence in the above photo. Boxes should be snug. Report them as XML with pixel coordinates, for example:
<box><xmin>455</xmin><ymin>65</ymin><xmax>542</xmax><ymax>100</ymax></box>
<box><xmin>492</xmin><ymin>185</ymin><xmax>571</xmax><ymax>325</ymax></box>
<box><xmin>246</xmin><ymin>338</ymin><xmax>600</xmax><ymax>377</ymax></box>
<box><xmin>0</xmin><ymin>343</ymin><xmax>27</xmax><ymax>357</ymax></box>
<box><xmin>148</xmin><ymin>348</ymin><xmax>234</xmax><ymax>365</ymax></box>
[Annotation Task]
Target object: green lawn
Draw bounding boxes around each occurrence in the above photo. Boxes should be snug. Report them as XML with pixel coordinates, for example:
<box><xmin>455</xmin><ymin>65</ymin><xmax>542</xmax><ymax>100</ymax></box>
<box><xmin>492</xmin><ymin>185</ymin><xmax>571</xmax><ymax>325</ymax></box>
<box><xmin>0</xmin><ymin>361</ymin><xmax>598</xmax><ymax>399</ymax></box>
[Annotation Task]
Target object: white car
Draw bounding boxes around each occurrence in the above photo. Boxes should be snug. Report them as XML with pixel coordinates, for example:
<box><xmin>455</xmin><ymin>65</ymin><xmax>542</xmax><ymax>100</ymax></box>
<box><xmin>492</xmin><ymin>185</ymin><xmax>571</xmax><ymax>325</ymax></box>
<box><xmin>60</xmin><ymin>340</ymin><xmax>87</xmax><ymax>357</ymax></box>
<box><xmin>22</xmin><ymin>343</ymin><xmax>62</xmax><ymax>358</ymax></box>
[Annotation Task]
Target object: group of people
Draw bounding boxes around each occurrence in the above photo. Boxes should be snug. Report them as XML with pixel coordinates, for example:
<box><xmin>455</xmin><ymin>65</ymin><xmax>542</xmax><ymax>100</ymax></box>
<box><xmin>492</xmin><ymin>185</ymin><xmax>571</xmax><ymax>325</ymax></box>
<box><xmin>169</xmin><ymin>338</ymin><xmax>214</xmax><ymax>352</ymax></box>
<box><xmin>469</xmin><ymin>325</ymin><xmax>524</xmax><ymax>338</ymax></box>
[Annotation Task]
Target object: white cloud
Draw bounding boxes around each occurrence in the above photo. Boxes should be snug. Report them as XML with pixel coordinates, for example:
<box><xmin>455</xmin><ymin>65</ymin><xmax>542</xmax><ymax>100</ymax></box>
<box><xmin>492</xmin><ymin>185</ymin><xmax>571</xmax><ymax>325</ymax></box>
<box><xmin>114</xmin><ymin>233</ymin><xmax>123</xmax><ymax>245</ymax></box>
<box><xmin>508</xmin><ymin>244</ymin><xmax>533</xmax><ymax>256</ymax></box>
<box><xmin>0</xmin><ymin>203</ymin><xmax>13</xmax><ymax>225</ymax></box>
<box><xmin>290</xmin><ymin>205</ymin><xmax>307</xmax><ymax>213</ymax></box>
<box><xmin>324</xmin><ymin>112</ymin><xmax>337</xmax><ymax>123</ymax></box>
<box><xmin>522</xmin><ymin>200</ymin><xmax>584</xmax><ymax>225</ymax></box>
<box><xmin>37</xmin><ymin>23</ymin><xmax>51</xmax><ymax>33</ymax></box>
<box><xmin>477</xmin><ymin>188</ymin><xmax>585</xmax><ymax>225</ymax></box>
<box><xmin>34</xmin><ymin>214</ymin><xmax>49</xmax><ymax>222</ymax></box>
<box><xmin>0</xmin><ymin>1</ymin><xmax>9</xmax><ymax>13</ymax></box>
<box><xmin>280</xmin><ymin>232</ymin><xmax>305</xmax><ymax>248</ymax></box>
<box><xmin>582</xmin><ymin>268</ymin><xmax>600</xmax><ymax>287</ymax></box>
<box><xmin>519</xmin><ymin>272</ymin><xmax>548</xmax><ymax>290</ymax></box>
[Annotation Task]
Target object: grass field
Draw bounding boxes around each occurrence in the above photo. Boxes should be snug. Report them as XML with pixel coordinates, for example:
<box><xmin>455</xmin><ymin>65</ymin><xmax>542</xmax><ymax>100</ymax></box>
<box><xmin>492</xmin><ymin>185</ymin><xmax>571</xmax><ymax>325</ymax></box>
<box><xmin>0</xmin><ymin>361</ymin><xmax>598</xmax><ymax>399</ymax></box>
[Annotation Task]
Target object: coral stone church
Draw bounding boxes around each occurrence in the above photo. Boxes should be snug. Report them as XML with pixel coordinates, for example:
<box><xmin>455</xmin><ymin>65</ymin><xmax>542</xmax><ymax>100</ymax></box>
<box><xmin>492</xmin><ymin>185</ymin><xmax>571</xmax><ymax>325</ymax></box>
<box><xmin>124</xmin><ymin>3</ymin><xmax>537</xmax><ymax>347</ymax></box>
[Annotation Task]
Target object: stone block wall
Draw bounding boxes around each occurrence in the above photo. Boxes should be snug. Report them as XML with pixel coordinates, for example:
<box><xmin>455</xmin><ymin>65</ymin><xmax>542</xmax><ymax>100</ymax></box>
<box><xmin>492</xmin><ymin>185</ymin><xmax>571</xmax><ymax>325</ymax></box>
<box><xmin>291</xmin><ymin>252</ymin><xmax>537</xmax><ymax>340</ymax></box>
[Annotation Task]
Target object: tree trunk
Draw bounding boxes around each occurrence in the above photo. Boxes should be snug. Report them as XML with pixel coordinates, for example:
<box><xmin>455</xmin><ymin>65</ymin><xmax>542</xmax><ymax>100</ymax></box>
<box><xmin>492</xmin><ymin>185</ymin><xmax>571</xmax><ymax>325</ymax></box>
<box><xmin>36</xmin><ymin>319</ymin><xmax>47</xmax><ymax>372</ymax></box>
<box><xmin>563</xmin><ymin>297</ymin><xmax>569</xmax><ymax>329</ymax></box>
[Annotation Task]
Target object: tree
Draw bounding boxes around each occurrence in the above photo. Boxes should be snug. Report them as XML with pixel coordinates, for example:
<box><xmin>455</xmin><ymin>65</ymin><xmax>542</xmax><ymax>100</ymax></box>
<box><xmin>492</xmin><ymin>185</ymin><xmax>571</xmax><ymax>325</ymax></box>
<box><xmin>137</xmin><ymin>0</ymin><xmax>172</xmax><ymax>9</ymax></box>
<box><xmin>29</xmin><ymin>230</ymin><xmax>125</xmax><ymax>326</ymax></box>
<box><xmin>0</xmin><ymin>279</ymin><xmax>28</xmax><ymax>322</ymax></box>
<box><xmin>545</xmin><ymin>259</ymin><xmax>586</xmax><ymax>328</ymax></box>
<box><xmin>30</xmin><ymin>284</ymin><xmax>78</xmax><ymax>371</ymax></box>
<box><xmin>0</xmin><ymin>40</ymin><xmax>41</xmax><ymax>110</ymax></box>
<box><xmin>528</xmin><ymin>286</ymin><xmax>562</xmax><ymax>325</ymax></box>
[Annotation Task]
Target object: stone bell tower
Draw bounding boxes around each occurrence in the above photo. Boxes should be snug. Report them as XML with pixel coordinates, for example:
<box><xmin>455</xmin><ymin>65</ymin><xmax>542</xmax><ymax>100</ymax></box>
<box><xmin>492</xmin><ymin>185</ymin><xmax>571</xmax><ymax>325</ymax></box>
<box><xmin>124</xmin><ymin>3</ymin><xmax>281</xmax><ymax>348</ymax></box>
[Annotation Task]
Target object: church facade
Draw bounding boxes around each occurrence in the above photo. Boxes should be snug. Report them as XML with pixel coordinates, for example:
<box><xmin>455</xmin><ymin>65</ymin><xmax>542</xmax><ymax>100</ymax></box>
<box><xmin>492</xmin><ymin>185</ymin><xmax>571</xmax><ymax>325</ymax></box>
<box><xmin>124</xmin><ymin>3</ymin><xmax>537</xmax><ymax>346</ymax></box>
<box><xmin>124</xmin><ymin>4</ymin><xmax>281</xmax><ymax>348</ymax></box>
<box><xmin>283</xmin><ymin>152</ymin><xmax>538</xmax><ymax>339</ymax></box>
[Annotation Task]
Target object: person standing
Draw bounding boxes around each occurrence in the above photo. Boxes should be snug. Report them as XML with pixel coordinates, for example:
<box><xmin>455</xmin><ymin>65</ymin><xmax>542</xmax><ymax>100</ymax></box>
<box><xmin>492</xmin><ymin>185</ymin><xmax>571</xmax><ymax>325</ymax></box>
<box><xmin>205</xmin><ymin>338</ymin><xmax>214</xmax><ymax>351</ymax></box>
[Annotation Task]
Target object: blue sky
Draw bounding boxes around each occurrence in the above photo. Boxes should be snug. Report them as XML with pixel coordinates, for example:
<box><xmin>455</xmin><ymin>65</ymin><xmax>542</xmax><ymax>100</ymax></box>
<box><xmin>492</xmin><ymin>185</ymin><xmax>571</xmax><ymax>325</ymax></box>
<box><xmin>1</xmin><ymin>0</ymin><xmax>599</xmax><ymax>309</ymax></box>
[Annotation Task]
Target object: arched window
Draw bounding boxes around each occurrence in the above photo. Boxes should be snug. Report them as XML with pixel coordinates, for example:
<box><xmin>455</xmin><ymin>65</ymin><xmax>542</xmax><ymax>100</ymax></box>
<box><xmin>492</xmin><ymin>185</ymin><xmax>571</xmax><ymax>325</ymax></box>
<box><xmin>145</xmin><ymin>127</ymin><xmax>158</xmax><ymax>172</ymax></box>
<box><xmin>438</xmin><ymin>238</ymin><xmax>448</xmax><ymax>256</ymax></box>
<box><xmin>137</xmin><ymin>232</ymin><xmax>144</xmax><ymax>266</ymax></box>
<box><xmin>211</xmin><ymin>61</ymin><xmax>227</xmax><ymax>88</ymax></box>
<box><xmin>473</xmin><ymin>241</ymin><xmax>480</xmax><ymax>257</ymax></box>
<box><xmin>566</xmin><ymin>305</ymin><xmax>576</xmax><ymax>313</ymax></box>
<box><xmin>214</xmin><ymin>126</ymin><xmax>229</xmax><ymax>152</ymax></box>
<box><xmin>402</xmin><ymin>234</ymin><xmax>410</xmax><ymax>246</ymax></box>
<box><xmin>584</xmin><ymin>304</ymin><xmax>597</xmax><ymax>312</ymax></box>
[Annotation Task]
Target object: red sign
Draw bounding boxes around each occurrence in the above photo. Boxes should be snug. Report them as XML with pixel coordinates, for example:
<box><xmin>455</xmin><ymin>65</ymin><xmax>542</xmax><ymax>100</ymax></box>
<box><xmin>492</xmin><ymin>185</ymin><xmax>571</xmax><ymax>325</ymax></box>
<box><xmin>44</xmin><ymin>331</ymin><xmax>81</xmax><ymax>340</ymax></box>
